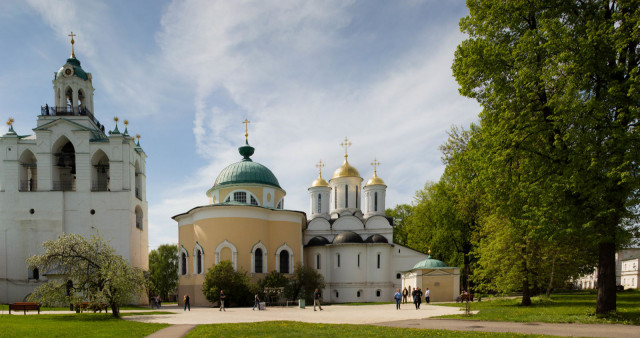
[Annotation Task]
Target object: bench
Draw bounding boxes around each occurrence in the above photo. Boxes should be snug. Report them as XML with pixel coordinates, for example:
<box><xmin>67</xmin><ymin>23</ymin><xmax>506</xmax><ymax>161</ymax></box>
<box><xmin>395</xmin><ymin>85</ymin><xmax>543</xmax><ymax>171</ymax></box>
<box><xmin>74</xmin><ymin>302</ymin><xmax>108</xmax><ymax>313</ymax></box>
<box><xmin>9</xmin><ymin>302</ymin><xmax>41</xmax><ymax>314</ymax></box>
<box><xmin>456</xmin><ymin>294</ymin><xmax>474</xmax><ymax>303</ymax></box>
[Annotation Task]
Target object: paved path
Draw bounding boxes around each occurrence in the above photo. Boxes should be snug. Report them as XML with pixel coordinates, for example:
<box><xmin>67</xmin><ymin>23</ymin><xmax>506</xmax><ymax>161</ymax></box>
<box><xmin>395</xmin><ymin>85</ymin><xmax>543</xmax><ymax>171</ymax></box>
<box><xmin>375</xmin><ymin>318</ymin><xmax>640</xmax><ymax>338</ymax></box>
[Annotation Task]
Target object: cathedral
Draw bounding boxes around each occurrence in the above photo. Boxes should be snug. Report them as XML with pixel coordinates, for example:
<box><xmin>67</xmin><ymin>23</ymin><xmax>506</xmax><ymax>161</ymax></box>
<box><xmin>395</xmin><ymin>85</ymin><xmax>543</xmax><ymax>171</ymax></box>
<box><xmin>0</xmin><ymin>36</ymin><xmax>148</xmax><ymax>303</ymax></box>
<box><xmin>176</xmin><ymin>130</ymin><xmax>431</xmax><ymax>306</ymax></box>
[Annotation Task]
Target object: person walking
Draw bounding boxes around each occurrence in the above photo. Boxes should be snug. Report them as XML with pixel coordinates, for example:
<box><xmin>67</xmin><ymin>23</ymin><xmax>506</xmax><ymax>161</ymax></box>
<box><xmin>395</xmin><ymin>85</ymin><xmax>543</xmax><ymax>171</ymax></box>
<box><xmin>313</xmin><ymin>288</ymin><xmax>323</xmax><ymax>311</ymax></box>
<box><xmin>394</xmin><ymin>288</ymin><xmax>402</xmax><ymax>310</ymax></box>
<box><xmin>402</xmin><ymin>287</ymin><xmax>408</xmax><ymax>304</ymax></box>
<box><xmin>219</xmin><ymin>290</ymin><xmax>226</xmax><ymax>311</ymax></box>
<box><xmin>183</xmin><ymin>294</ymin><xmax>190</xmax><ymax>311</ymax></box>
<box><xmin>415</xmin><ymin>287</ymin><xmax>423</xmax><ymax>309</ymax></box>
<box><xmin>412</xmin><ymin>288</ymin><xmax>418</xmax><ymax>309</ymax></box>
<box><xmin>252</xmin><ymin>293</ymin><xmax>261</xmax><ymax>311</ymax></box>
<box><xmin>425</xmin><ymin>288</ymin><xmax>430</xmax><ymax>304</ymax></box>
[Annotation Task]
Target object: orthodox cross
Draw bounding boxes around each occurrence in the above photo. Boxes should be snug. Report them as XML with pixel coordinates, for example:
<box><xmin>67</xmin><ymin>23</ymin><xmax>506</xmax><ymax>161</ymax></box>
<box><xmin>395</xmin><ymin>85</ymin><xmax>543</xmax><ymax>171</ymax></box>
<box><xmin>371</xmin><ymin>158</ymin><xmax>380</xmax><ymax>174</ymax></box>
<box><xmin>68</xmin><ymin>32</ymin><xmax>76</xmax><ymax>57</ymax></box>
<box><xmin>243</xmin><ymin>119</ymin><xmax>251</xmax><ymax>140</ymax></box>
<box><xmin>340</xmin><ymin>137</ymin><xmax>352</xmax><ymax>157</ymax></box>
<box><xmin>316</xmin><ymin>160</ymin><xmax>325</xmax><ymax>176</ymax></box>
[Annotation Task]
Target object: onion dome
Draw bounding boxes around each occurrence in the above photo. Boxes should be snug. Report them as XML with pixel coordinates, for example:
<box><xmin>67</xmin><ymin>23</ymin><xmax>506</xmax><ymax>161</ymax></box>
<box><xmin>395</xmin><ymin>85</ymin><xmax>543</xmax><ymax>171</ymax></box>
<box><xmin>332</xmin><ymin>157</ymin><xmax>360</xmax><ymax>179</ymax></box>
<box><xmin>311</xmin><ymin>173</ymin><xmax>329</xmax><ymax>187</ymax></box>
<box><xmin>306</xmin><ymin>236</ymin><xmax>330</xmax><ymax>247</ymax></box>
<box><xmin>364</xmin><ymin>234</ymin><xmax>389</xmax><ymax>243</ymax></box>
<box><xmin>365</xmin><ymin>171</ymin><xmax>385</xmax><ymax>186</ymax></box>
<box><xmin>412</xmin><ymin>255</ymin><xmax>448</xmax><ymax>269</ymax></box>
<box><xmin>56</xmin><ymin>57</ymin><xmax>89</xmax><ymax>81</ymax></box>
<box><xmin>213</xmin><ymin>141</ymin><xmax>281</xmax><ymax>188</ymax></box>
<box><xmin>333</xmin><ymin>231</ymin><xmax>364</xmax><ymax>244</ymax></box>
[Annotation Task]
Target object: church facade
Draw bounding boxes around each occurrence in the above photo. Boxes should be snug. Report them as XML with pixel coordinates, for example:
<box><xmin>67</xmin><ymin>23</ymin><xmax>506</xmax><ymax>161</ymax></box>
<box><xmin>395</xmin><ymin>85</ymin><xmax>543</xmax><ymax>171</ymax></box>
<box><xmin>176</xmin><ymin>134</ymin><xmax>429</xmax><ymax>305</ymax></box>
<box><xmin>0</xmin><ymin>40</ymin><xmax>148</xmax><ymax>303</ymax></box>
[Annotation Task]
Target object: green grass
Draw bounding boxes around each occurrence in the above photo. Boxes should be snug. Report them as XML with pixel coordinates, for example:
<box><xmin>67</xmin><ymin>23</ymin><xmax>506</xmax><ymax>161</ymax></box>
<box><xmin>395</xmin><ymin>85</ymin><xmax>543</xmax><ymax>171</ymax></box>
<box><xmin>186</xmin><ymin>321</ymin><xmax>551</xmax><ymax>337</ymax></box>
<box><xmin>0</xmin><ymin>313</ymin><xmax>169</xmax><ymax>337</ymax></box>
<box><xmin>437</xmin><ymin>290</ymin><xmax>640</xmax><ymax>325</ymax></box>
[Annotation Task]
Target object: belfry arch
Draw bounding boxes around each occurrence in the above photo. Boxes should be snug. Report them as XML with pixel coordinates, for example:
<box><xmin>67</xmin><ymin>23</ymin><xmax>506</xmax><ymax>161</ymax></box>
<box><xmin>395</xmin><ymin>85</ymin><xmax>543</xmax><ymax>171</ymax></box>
<box><xmin>19</xmin><ymin>149</ymin><xmax>37</xmax><ymax>191</ymax></box>
<box><xmin>91</xmin><ymin>150</ymin><xmax>110</xmax><ymax>191</ymax></box>
<box><xmin>52</xmin><ymin>136</ymin><xmax>76</xmax><ymax>191</ymax></box>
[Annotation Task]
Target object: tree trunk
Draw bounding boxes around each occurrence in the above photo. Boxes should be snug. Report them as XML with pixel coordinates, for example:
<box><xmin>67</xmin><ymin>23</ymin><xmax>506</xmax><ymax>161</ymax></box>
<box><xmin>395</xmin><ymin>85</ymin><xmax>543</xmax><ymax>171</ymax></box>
<box><xmin>521</xmin><ymin>262</ymin><xmax>531</xmax><ymax>306</ymax></box>
<box><xmin>110</xmin><ymin>303</ymin><xmax>120</xmax><ymax>318</ymax></box>
<box><xmin>546</xmin><ymin>255</ymin><xmax>556</xmax><ymax>298</ymax></box>
<box><xmin>596</xmin><ymin>240</ymin><xmax>616</xmax><ymax>314</ymax></box>
<box><xmin>464</xmin><ymin>252</ymin><xmax>471</xmax><ymax>293</ymax></box>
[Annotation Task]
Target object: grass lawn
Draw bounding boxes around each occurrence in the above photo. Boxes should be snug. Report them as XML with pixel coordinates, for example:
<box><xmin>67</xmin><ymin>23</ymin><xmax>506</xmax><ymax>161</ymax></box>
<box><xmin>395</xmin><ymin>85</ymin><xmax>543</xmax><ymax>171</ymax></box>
<box><xmin>186</xmin><ymin>321</ymin><xmax>551</xmax><ymax>337</ymax></box>
<box><xmin>437</xmin><ymin>290</ymin><xmax>640</xmax><ymax>325</ymax></box>
<box><xmin>0</xmin><ymin>304</ymin><xmax>158</xmax><ymax>312</ymax></box>
<box><xmin>0</xmin><ymin>313</ymin><xmax>169</xmax><ymax>337</ymax></box>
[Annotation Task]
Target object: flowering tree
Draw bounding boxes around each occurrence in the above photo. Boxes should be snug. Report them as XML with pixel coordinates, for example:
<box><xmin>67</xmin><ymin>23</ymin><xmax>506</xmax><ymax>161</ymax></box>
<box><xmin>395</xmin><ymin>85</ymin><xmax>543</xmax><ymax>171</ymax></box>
<box><xmin>27</xmin><ymin>233</ymin><xmax>145</xmax><ymax>318</ymax></box>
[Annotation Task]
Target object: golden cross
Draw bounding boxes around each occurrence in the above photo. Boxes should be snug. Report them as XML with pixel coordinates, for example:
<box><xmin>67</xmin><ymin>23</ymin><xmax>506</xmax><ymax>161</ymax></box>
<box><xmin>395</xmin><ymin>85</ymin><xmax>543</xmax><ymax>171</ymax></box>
<box><xmin>340</xmin><ymin>137</ymin><xmax>352</xmax><ymax>157</ymax></box>
<box><xmin>371</xmin><ymin>158</ymin><xmax>380</xmax><ymax>173</ymax></box>
<box><xmin>315</xmin><ymin>160</ymin><xmax>325</xmax><ymax>175</ymax></box>
<box><xmin>68</xmin><ymin>32</ymin><xmax>76</xmax><ymax>57</ymax></box>
<box><xmin>7</xmin><ymin>118</ymin><xmax>14</xmax><ymax>126</ymax></box>
<box><xmin>242</xmin><ymin>119</ymin><xmax>250</xmax><ymax>140</ymax></box>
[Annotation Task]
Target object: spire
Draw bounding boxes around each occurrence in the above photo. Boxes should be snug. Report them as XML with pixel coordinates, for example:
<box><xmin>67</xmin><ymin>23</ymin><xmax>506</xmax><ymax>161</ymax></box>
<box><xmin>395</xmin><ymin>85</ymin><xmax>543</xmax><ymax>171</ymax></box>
<box><xmin>68</xmin><ymin>31</ymin><xmax>77</xmax><ymax>58</ymax></box>
<box><xmin>136</xmin><ymin>134</ymin><xmax>141</xmax><ymax>147</ymax></box>
<box><xmin>123</xmin><ymin>120</ymin><xmax>129</xmax><ymax>135</ymax></box>
<box><xmin>111</xmin><ymin>117</ymin><xmax>120</xmax><ymax>134</ymax></box>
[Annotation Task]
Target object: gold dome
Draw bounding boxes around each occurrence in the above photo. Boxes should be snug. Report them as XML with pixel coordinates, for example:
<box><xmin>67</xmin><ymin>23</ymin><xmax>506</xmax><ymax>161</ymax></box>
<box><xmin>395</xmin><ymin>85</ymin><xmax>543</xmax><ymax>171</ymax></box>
<box><xmin>332</xmin><ymin>157</ymin><xmax>361</xmax><ymax>179</ymax></box>
<box><xmin>311</xmin><ymin>173</ymin><xmax>329</xmax><ymax>187</ymax></box>
<box><xmin>365</xmin><ymin>171</ymin><xmax>386</xmax><ymax>186</ymax></box>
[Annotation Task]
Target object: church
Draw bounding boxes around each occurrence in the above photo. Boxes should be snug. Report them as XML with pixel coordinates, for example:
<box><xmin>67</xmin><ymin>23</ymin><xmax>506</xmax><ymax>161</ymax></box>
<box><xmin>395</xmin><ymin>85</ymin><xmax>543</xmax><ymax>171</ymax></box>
<box><xmin>0</xmin><ymin>36</ymin><xmax>148</xmax><ymax>303</ymax></box>
<box><xmin>176</xmin><ymin>128</ymin><xmax>431</xmax><ymax>306</ymax></box>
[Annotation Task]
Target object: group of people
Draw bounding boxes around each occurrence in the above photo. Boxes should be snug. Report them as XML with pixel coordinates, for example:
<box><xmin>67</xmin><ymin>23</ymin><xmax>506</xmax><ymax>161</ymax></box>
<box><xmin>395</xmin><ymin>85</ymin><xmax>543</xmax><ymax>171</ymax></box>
<box><xmin>183</xmin><ymin>290</ymin><xmax>226</xmax><ymax>311</ymax></box>
<box><xmin>394</xmin><ymin>287</ymin><xmax>430</xmax><ymax>310</ymax></box>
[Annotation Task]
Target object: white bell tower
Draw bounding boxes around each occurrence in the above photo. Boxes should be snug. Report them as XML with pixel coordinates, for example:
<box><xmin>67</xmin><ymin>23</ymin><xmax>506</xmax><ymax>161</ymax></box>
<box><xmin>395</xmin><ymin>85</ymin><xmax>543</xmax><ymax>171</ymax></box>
<box><xmin>51</xmin><ymin>32</ymin><xmax>95</xmax><ymax>115</ymax></box>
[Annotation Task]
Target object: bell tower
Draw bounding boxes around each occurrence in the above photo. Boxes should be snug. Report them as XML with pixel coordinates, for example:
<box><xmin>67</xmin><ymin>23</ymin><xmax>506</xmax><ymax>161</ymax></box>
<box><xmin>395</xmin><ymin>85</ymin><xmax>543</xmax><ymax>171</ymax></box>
<box><xmin>51</xmin><ymin>32</ymin><xmax>95</xmax><ymax>115</ymax></box>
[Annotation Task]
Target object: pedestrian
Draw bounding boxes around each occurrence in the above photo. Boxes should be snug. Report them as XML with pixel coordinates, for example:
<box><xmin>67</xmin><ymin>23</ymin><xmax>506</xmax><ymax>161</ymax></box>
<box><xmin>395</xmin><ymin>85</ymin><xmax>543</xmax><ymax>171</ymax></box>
<box><xmin>183</xmin><ymin>294</ymin><xmax>190</xmax><ymax>311</ymax></box>
<box><xmin>425</xmin><ymin>288</ymin><xmax>430</xmax><ymax>304</ymax></box>
<box><xmin>412</xmin><ymin>288</ymin><xmax>418</xmax><ymax>309</ymax></box>
<box><xmin>402</xmin><ymin>287</ymin><xmax>408</xmax><ymax>304</ymax></box>
<box><xmin>253</xmin><ymin>293</ymin><xmax>261</xmax><ymax>311</ymax></box>
<box><xmin>313</xmin><ymin>288</ymin><xmax>323</xmax><ymax>311</ymax></box>
<box><xmin>219</xmin><ymin>290</ymin><xmax>226</xmax><ymax>311</ymax></box>
<box><xmin>156</xmin><ymin>295</ymin><xmax>161</xmax><ymax>308</ymax></box>
<box><xmin>394</xmin><ymin>288</ymin><xmax>402</xmax><ymax>310</ymax></box>
<box><xmin>416</xmin><ymin>287</ymin><xmax>423</xmax><ymax>309</ymax></box>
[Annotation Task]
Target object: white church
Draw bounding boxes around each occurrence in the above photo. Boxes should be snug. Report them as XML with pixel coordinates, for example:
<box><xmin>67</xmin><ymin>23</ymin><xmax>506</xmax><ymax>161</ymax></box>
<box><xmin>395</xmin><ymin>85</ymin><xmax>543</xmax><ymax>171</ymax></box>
<box><xmin>0</xmin><ymin>37</ymin><xmax>148</xmax><ymax>303</ymax></box>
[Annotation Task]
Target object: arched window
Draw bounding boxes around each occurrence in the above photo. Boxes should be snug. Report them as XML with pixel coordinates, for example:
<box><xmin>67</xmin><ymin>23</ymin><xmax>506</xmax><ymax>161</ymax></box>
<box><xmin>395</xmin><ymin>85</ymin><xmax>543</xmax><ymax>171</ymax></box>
<box><xmin>317</xmin><ymin>194</ymin><xmax>321</xmax><ymax>213</ymax></box>
<box><xmin>91</xmin><ymin>150</ymin><xmax>110</xmax><ymax>191</ymax></box>
<box><xmin>19</xmin><ymin>149</ymin><xmax>37</xmax><ymax>192</ymax></box>
<box><xmin>337</xmin><ymin>253</ymin><xmax>341</xmax><ymax>268</ymax></box>
<box><xmin>250</xmin><ymin>196</ymin><xmax>258</xmax><ymax>206</ymax></box>
<box><xmin>225</xmin><ymin>196</ymin><xmax>231</xmax><ymax>202</ymax></box>
<box><xmin>276</xmin><ymin>199</ymin><xmax>283</xmax><ymax>209</ymax></box>
<box><xmin>376</xmin><ymin>290</ymin><xmax>381</xmax><ymax>297</ymax></box>
<box><xmin>134</xmin><ymin>160</ymin><xmax>142</xmax><ymax>200</ymax></box>
<box><xmin>251</xmin><ymin>241</ymin><xmax>267</xmax><ymax>274</ymax></box>
<box><xmin>52</xmin><ymin>136</ymin><xmax>76</xmax><ymax>191</ymax></box>
<box><xmin>280</xmin><ymin>251</ymin><xmax>290</xmax><ymax>273</ymax></box>
<box><xmin>196</xmin><ymin>250</ymin><xmax>202</xmax><ymax>274</ymax></box>
<box><xmin>193</xmin><ymin>243</ymin><xmax>204</xmax><ymax>275</ymax></box>
<box><xmin>357</xmin><ymin>253</ymin><xmax>360</xmax><ymax>267</ymax></box>
<box><xmin>65</xmin><ymin>87</ymin><xmax>73</xmax><ymax>111</ymax></box>
<box><xmin>374</xmin><ymin>192</ymin><xmax>378</xmax><ymax>212</ymax></box>
<box><xmin>255</xmin><ymin>248</ymin><xmax>263</xmax><ymax>273</ymax></box>
<box><xmin>180</xmin><ymin>250</ymin><xmax>188</xmax><ymax>276</ymax></box>
<box><xmin>357</xmin><ymin>290</ymin><xmax>362</xmax><ymax>298</ymax></box>
<box><xmin>135</xmin><ymin>206</ymin><xmax>143</xmax><ymax>230</ymax></box>
<box><xmin>316</xmin><ymin>254</ymin><xmax>321</xmax><ymax>270</ymax></box>
<box><xmin>345</xmin><ymin>185</ymin><xmax>348</xmax><ymax>208</ymax></box>
<box><xmin>234</xmin><ymin>191</ymin><xmax>247</xmax><ymax>203</ymax></box>
<box><xmin>77</xmin><ymin>89</ymin><xmax>85</xmax><ymax>109</ymax></box>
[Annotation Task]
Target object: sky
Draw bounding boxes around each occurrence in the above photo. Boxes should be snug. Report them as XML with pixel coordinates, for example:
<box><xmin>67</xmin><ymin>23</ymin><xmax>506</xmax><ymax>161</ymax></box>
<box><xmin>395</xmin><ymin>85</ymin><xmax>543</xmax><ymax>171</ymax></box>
<box><xmin>0</xmin><ymin>0</ymin><xmax>481</xmax><ymax>251</ymax></box>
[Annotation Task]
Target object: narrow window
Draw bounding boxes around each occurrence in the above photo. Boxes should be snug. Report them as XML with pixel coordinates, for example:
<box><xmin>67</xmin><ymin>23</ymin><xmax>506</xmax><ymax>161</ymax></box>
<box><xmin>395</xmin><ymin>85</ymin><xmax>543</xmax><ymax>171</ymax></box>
<box><xmin>356</xmin><ymin>188</ymin><xmax>358</xmax><ymax>208</ymax></box>
<box><xmin>376</xmin><ymin>290</ymin><xmax>381</xmax><ymax>297</ymax></box>
<box><xmin>250</xmin><ymin>195</ymin><xmax>258</xmax><ymax>206</ymax></box>
<box><xmin>317</xmin><ymin>194</ymin><xmax>321</xmax><ymax>213</ymax></box>
<box><xmin>196</xmin><ymin>250</ymin><xmax>202</xmax><ymax>274</ymax></box>
<box><xmin>280</xmin><ymin>250</ymin><xmax>290</xmax><ymax>273</ymax></box>
<box><xmin>357</xmin><ymin>254</ymin><xmax>360</xmax><ymax>267</ymax></box>
<box><xmin>345</xmin><ymin>185</ymin><xmax>348</xmax><ymax>208</ymax></box>
<box><xmin>374</xmin><ymin>192</ymin><xmax>378</xmax><ymax>212</ymax></box>
<box><xmin>181</xmin><ymin>253</ymin><xmax>187</xmax><ymax>275</ymax></box>
<box><xmin>357</xmin><ymin>291</ymin><xmax>361</xmax><ymax>297</ymax></box>
<box><xmin>255</xmin><ymin>248</ymin><xmax>263</xmax><ymax>273</ymax></box>
<box><xmin>316</xmin><ymin>254</ymin><xmax>320</xmax><ymax>269</ymax></box>
<box><xmin>377</xmin><ymin>254</ymin><xmax>381</xmax><ymax>269</ymax></box>
<box><xmin>396</xmin><ymin>273</ymin><xmax>401</xmax><ymax>279</ymax></box>
<box><xmin>335</xmin><ymin>291</ymin><xmax>339</xmax><ymax>298</ymax></box>
<box><xmin>337</xmin><ymin>254</ymin><xmax>341</xmax><ymax>267</ymax></box>
<box><xmin>334</xmin><ymin>189</ymin><xmax>337</xmax><ymax>208</ymax></box>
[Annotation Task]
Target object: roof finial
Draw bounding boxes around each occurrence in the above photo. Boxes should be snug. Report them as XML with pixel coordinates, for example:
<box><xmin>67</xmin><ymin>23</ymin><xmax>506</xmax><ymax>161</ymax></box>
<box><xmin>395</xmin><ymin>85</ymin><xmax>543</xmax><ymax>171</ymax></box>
<box><xmin>371</xmin><ymin>158</ymin><xmax>380</xmax><ymax>175</ymax></box>
<box><xmin>242</xmin><ymin>119</ymin><xmax>250</xmax><ymax>143</ymax></box>
<box><xmin>7</xmin><ymin>118</ymin><xmax>14</xmax><ymax>126</ymax></box>
<box><xmin>340</xmin><ymin>137</ymin><xmax>352</xmax><ymax>159</ymax></box>
<box><xmin>123</xmin><ymin>120</ymin><xmax>129</xmax><ymax>135</ymax></box>
<box><xmin>136</xmin><ymin>134</ymin><xmax>141</xmax><ymax>146</ymax></box>
<box><xmin>316</xmin><ymin>160</ymin><xmax>325</xmax><ymax>177</ymax></box>
<box><xmin>68</xmin><ymin>31</ymin><xmax>77</xmax><ymax>58</ymax></box>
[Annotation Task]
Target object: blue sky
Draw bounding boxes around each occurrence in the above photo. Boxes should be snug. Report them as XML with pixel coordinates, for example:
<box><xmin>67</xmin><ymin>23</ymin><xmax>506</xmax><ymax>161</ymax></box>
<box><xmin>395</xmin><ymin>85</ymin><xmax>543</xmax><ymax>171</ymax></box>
<box><xmin>0</xmin><ymin>0</ymin><xmax>480</xmax><ymax>250</ymax></box>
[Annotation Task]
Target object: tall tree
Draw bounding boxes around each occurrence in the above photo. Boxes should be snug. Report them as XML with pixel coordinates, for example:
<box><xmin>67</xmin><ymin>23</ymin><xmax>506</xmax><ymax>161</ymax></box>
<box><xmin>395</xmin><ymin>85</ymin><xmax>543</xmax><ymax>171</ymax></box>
<box><xmin>453</xmin><ymin>0</ymin><xmax>640</xmax><ymax>313</ymax></box>
<box><xmin>148</xmin><ymin>244</ymin><xmax>178</xmax><ymax>300</ymax></box>
<box><xmin>27</xmin><ymin>233</ymin><xmax>145</xmax><ymax>318</ymax></box>
<box><xmin>386</xmin><ymin>204</ymin><xmax>413</xmax><ymax>246</ymax></box>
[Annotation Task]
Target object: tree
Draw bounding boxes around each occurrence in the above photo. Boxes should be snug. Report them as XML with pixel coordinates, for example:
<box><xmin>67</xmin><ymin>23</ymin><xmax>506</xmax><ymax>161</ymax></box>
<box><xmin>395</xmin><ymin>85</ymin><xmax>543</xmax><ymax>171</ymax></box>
<box><xmin>386</xmin><ymin>204</ymin><xmax>413</xmax><ymax>245</ymax></box>
<box><xmin>27</xmin><ymin>233</ymin><xmax>145</xmax><ymax>318</ymax></box>
<box><xmin>453</xmin><ymin>0</ymin><xmax>640</xmax><ymax>313</ymax></box>
<box><xmin>287</xmin><ymin>263</ymin><xmax>325</xmax><ymax>303</ymax></box>
<box><xmin>202</xmin><ymin>260</ymin><xmax>253</xmax><ymax>306</ymax></box>
<box><xmin>148</xmin><ymin>244</ymin><xmax>178</xmax><ymax>300</ymax></box>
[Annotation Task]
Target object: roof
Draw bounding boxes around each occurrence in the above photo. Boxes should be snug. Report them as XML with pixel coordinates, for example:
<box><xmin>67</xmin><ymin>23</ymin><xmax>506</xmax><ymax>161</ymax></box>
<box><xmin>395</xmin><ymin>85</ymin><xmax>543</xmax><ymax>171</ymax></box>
<box><xmin>213</xmin><ymin>142</ymin><xmax>281</xmax><ymax>189</ymax></box>
<box><xmin>364</xmin><ymin>234</ymin><xmax>389</xmax><ymax>243</ymax></box>
<box><xmin>332</xmin><ymin>157</ymin><xmax>361</xmax><ymax>179</ymax></box>
<box><xmin>333</xmin><ymin>231</ymin><xmax>364</xmax><ymax>244</ymax></box>
<box><xmin>412</xmin><ymin>255</ymin><xmax>450</xmax><ymax>270</ymax></box>
<box><xmin>56</xmin><ymin>57</ymin><xmax>89</xmax><ymax>81</ymax></box>
<box><xmin>306</xmin><ymin>236</ymin><xmax>330</xmax><ymax>247</ymax></box>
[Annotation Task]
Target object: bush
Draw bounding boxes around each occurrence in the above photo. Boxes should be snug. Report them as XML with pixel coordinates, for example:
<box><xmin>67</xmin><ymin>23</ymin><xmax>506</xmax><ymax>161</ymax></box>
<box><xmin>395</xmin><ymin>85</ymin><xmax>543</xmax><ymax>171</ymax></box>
<box><xmin>287</xmin><ymin>263</ymin><xmax>325</xmax><ymax>303</ymax></box>
<box><xmin>202</xmin><ymin>261</ymin><xmax>253</xmax><ymax>306</ymax></box>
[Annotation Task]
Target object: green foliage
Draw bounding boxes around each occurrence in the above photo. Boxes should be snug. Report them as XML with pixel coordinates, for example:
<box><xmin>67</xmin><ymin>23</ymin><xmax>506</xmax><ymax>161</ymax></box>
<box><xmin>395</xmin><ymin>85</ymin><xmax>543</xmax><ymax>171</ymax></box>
<box><xmin>2</xmin><ymin>314</ymin><xmax>168</xmax><ymax>337</ymax></box>
<box><xmin>26</xmin><ymin>233</ymin><xmax>146</xmax><ymax>318</ymax></box>
<box><xmin>186</xmin><ymin>321</ymin><xmax>537</xmax><ymax>337</ymax></box>
<box><xmin>202</xmin><ymin>260</ymin><xmax>253</xmax><ymax>306</ymax></box>
<box><xmin>438</xmin><ymin>290</ymin><xmax>640</xmax><ymax>325</ymax></box>
<box><xmin>287</xmin><ymin>263</ymin><xmax>325</xmax><ymax>302</ymax></box>
<box><xmin>452</xmin><ymin>0</ymin><xmax>640</xmax><ymax>312</ymax></box>
<box><xmin>258</xmin><ymin>270</ymin><xmax>289</xmax><ymax>290</ymax></box>
<box><xmin>385</xmin><ymin>204</ymin><xmax>412</xmax><ymax>245</ymax></box>
<box><xmin>148</xmin><ymin>244</ymin><xmax>178</xmax><ymax>300</ymax></box>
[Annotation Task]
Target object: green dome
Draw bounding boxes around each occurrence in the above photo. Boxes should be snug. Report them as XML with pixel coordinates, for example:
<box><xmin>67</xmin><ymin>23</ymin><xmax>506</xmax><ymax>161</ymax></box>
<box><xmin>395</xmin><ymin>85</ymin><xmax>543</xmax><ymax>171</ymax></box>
<box><xmin>56</xmin><ymin>57</ymin><xmax>89</xmax><ymax>80</ymax></box>
<box><xmin>213</xmin><ymin>143</ymin><xmax>281</xmax><ymax>189</ymax></box>
<box><xmin>412</xmin><ymin>256</ymin><xmax>448</xmax><ymax>270</ymax></box>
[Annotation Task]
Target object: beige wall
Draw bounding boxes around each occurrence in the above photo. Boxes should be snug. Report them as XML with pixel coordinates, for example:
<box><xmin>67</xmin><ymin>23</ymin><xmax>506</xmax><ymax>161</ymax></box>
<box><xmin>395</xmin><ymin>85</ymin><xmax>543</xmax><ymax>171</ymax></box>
<box><xmin>177</xmin><ymin>206</ymin><xmax>304</xmax><ymax>307</ymax></box>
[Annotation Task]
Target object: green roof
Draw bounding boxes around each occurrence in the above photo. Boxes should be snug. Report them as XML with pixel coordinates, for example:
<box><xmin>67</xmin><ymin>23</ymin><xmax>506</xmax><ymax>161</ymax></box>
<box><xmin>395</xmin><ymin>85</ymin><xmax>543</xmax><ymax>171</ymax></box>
<box><xmin>56</xmin><ymin>57</ymin><xmax>89</xmax><ymax>80</ymax></box>
<box><xmin>213</xmin><ymin>142</ymin><xmax>281</xmax><ymax>189</ymax></box>
<box><xmin>412</xmin><ymin>255</ymin><xmax>449</xmax><ymax>270</ymax></box>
